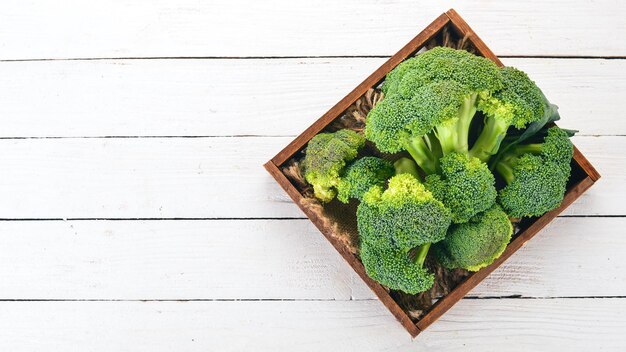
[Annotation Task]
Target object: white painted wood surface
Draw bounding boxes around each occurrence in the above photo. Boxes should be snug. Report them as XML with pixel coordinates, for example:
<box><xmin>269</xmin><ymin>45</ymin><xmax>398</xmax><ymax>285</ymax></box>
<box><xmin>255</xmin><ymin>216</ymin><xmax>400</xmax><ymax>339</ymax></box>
<box><xmin>0</xmin><ymin>0</ymin><xmax>623</xmax><ymax>59</ymax></box>
<box><xmin>0</xmin><ymin>1</ymin><xmax>624</xmax><ymax>350</ymax></box>
<box><xmin>0</xmin><ymin>58</ymin><xmax>623</xmax><ymax>137</ymax></box>
<box><xmin>0</xmin><ymin>136</ymin><xmax>619</xmax><ymax>218</ymax></box>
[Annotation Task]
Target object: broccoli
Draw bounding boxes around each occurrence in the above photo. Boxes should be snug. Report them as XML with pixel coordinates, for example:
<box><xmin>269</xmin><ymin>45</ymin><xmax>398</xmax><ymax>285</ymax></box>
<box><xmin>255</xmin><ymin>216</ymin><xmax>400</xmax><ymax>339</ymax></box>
<box><xmin>435</xmin><ymin>204</ymin><xmax>513</xmax><ymax>271</ymax></box>
<box><xmin>494</xmin><ymin>127</ymin><xmax>574</xmax><ymax>217</ymax></box>
<box><xmin>366</xmin><ymin>47</ymin><xmax>502</xmax><ymax>173</ymax></box>
<box><xmin>357</xmin><ymin>172</ymin><xmax>451</xmax><ymax>293</ymax></box>
<box><xmin>360</xmin><ymin>241</ymin><xmax>434</xmax><ymax>294</ymax></box>
<box><xmin>470</xmin><ymin>67</ymin><xmax>547</xmax><ymax>162</ymax></box>
<box><xmin>425</xmin><ymin>152</ymin><xmax>497</xmax><ymax>223</ymax></box>
<box><xmin>297</xmin><ymin>47</ymin><xmax>575</xmax><ymax>294</ymax></box>
<box><xmin>337</xmin><ymin>157</ymin><xmax>394</xmax><ymax>203</ymax></box>
<box><xmin>357</xmin><ymin>173</ymin><xmax>451</xmax><ymax>251</ymax></box>
<box><xmin>302</xmin><ymin>129</ymin><xmax>365</xmax><ymax>202</ymax></box>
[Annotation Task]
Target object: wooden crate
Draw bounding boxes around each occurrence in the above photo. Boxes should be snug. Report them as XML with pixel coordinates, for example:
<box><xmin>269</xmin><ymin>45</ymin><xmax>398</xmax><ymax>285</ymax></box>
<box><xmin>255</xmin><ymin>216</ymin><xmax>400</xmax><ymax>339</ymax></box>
<box><xmin>264</xmin><ymin>9</ymin><xmax>601</xmax><ymax>337</ymax></box>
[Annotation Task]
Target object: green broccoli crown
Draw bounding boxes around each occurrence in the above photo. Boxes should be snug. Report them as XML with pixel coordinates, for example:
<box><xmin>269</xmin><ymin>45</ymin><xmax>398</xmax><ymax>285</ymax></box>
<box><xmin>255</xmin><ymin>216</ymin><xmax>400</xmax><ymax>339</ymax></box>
<box><xmin>425</xmin><ymin>152</ymin><xmax>497</xmax><ymax>223</ymax></box>
<box><xmin>497</xmin><ymin>154</ymin><xmax>569</xmax><ymax>218</ymax></box>
<box><xmin>337</xmin><ymin>157</ymin><xmax>394</xmax><ymax>203</ymax></box>
<box><xmin>370</xmin><ymin>47</ymin><xmax>505</xmax><ymax>165</ymax></box>
<box><xmin>385</xmin><ymin>47</ymin><xmax>503</xmax><ymax>98</ymax></box>
<box><xmin>478</xmin><ymin>67</ymin><xmax>546</xmax><ymax>128</ymax></box>
<box><xmin>357</xmin><ymin>173</ymin><xmax>451</xmax><ymax>252</ymax></box>
<box><xmin>302</xmin><ymin>129</ymin><xmax>365</xmax><ymax>202</ymax></box>
<box><xmin>494</xmin><ymin>126</ymin><xmax>574</xmax><ymax>218</ymax></box>
<box><xmin>435</xmin><ymin>204</ymin><xmax>512</xmax><ymax>271</ymax></box>
<box><xmin>360</xmin><ymin>241</ymin><xmax>434</xmax><ymax>294</ymax></box>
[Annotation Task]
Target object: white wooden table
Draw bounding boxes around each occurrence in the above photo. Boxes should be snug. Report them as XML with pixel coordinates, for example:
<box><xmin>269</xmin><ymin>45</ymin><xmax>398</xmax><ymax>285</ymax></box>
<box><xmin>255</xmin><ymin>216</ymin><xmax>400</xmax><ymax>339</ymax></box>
<box><xmin>0</xmin><ymin>1</ymin><xmax>624</xmax><ymax>350</ymax></box>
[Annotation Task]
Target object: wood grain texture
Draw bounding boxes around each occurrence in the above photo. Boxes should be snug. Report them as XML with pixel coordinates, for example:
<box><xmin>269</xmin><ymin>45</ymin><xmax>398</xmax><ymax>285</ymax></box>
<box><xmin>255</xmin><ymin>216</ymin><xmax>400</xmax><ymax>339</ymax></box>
<box><xmin>0</xmin><ymin>217</ymin><xmax>623</xmax><ymax>300</ymax></box>
<box><xmin>0</xmin><ymin>299</ymin><xmax>623</xmax><ymax>351</ymax></box>
<box><xmin>0</xmin><ymin>136</ymin><xmax>615</xmax><ymax>219</ymax></box>
<box><xmin>0</xmin><ymin>1</ymin><xmax>623</xmax><ymax>59</ymax></box>
<box><xmin>0</xmin><ymin>2</ymin><xmax>621</xmax><ymax>347</ymax></box>
<box><xmin>0</xmin><ymin>58</ymin><xmax>622</xmax><ymax>138</ymax></box>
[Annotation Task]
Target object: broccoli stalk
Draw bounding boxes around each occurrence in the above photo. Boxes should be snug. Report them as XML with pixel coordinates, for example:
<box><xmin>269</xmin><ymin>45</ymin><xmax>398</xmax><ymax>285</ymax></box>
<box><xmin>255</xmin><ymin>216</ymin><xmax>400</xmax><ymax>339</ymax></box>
<box><xmin>413</xmin><ymin>241</ymin><xmax>432</xmax><ymax>269</ymax></box>
<box><xmin>393</xmin><ymin>157</ymin><xmax>421</xmax><ymax>178</ymax></box>
<box><xmin>433</xmin><ymin>92</ymin><xmax>478</xmax><ymax>155</ymax></box>
<box><xmin>404</xmin><ymin>136</ymin><xmax>438</xmax><ymax>175</ymax></box>
<box><xmin>468</xmin><ymin>113</ymin><xmax>510</xmax><ymax>163</ymax></box>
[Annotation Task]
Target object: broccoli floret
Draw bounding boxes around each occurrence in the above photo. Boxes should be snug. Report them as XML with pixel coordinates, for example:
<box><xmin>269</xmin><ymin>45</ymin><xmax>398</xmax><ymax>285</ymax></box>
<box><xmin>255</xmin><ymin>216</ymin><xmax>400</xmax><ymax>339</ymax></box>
<box><xmin>435</xmin><ymin>204</ymin><xmax>513</xmax><ymax>271</ymax></box>
<box><xmin>337</xmin><ymin>157</ymin><xmax>394</xmax><ymax>203</ymax></box>
<box><xmin>302</xmin><ymin>129</ymin><xmax>365</xmax><ymax>202</ymax></box>
<box><xmin>497</xmin><ymin>155</ymin><xmax>569</xmax><ymax>217</ymax></box>
<box><xmin>357</xmin><ymin>173</ymin><xmax>451</xmax><ymax>251</ymax></box>
<box><xmin>365</xmin><ymin>94</ymin><xmax>439</xmax><ymax>173</ymax></box>
<box><xmin>357</xmin><ymin>172</ymin><xmax>451</xmax><ymax>294</ymax></box>
<box><xmin>470</xmin><ymin>67</ymin><xmax>547</xmax><ymax>162</ymax></box>
<box><xmin>494</xmin><ymin>127</ymin><xmax>573</xmax><ymax>217</ymax></box>
<box><xmin>425</xmin><ymin>152</ymin><xmax>497</xmax><ymax>223</ymax></box>
<box><xmin>367</xmin><ymin>47</ymin><xmax>502</xmax><ymax>173</ymax></box>
<box><xmin>360</xmin><ymin>241</ymin><xmax>434</xmax><ymax>294</ymax></box>
<box><xmin>384</xmin><ymin>47</ymin><xmax>503</xmax><ymax>98</ymax></box>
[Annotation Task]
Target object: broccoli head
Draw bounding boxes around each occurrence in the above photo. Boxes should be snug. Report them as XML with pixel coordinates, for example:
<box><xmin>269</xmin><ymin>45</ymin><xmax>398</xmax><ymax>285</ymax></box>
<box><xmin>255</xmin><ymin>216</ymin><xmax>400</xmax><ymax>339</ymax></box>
<box><xmin>357</xmin><ymin>173</ymin><xmax>451</xmax><ymax>251</ymax></box>
<box><xmin>302</xmin><ymin>129</ymin><xmax>365</xmax><ymax>202</ymax></box>
<box><xmin>425</xmin><ymin>152</ymin><xmax>497</xmax><ymax>223</ymax></box>
<box><xmin>357</xmin><ymin>172</ymin><xmax>451</xmax><ymax>294</ymax></box>
<box><xmin>383</xmin><ymin>47</ymin><xmax>503</xmax><ymax>98</ymax></box>
<box><xmin>470</xmin><ymin>67</ymin><xmax>547</xmax><ymax>162</ymax></box>
<box><xmin>435</xmin><ymin>204</ymin><xmax>513</xmax><ymax>271</ymax></box>
<box><xmin>496</xmin><ymin>154</ymin><xmax>570</xmax><ymax>218</ymax></box>
<box><xmin>337</xmin><ymin>157</ymin><xmax>394</xmax><ymax>203</ymax></box>
<box><xmin>360</xmin><ymin>241</ymin><xmax>434</xmax><ymax>294</ymax></box>
<box><xmin>367</xmin><ymin>47</ymin><xmax>503</xmax><ymax>173</ymax></box>
<box><xmin>494</xmin><ymin>126</ymin><xmax>573</xmax><ymax>217</ymax></box>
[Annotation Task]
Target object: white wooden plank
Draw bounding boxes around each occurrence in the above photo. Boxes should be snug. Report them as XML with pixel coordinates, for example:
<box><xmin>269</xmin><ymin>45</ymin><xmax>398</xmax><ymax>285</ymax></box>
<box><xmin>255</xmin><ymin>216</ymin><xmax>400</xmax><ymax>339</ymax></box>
<box><xmin>0</xmin><ymin>219</ymin><xmax>362</xmax><ymax>300</ymax></box>
<box><xmin>0</xmin><ymin>137</ymin><xmax>301</xmax><ymax>218</ymax></box>
<box><xmin>564</xmin><ymin>135</ymin><xmax>622</xmax><ymax>216</ymax></box>
<box><xmin>0</xmin><ymin>58</ymin><xmax>622</xmax><ymax>137</ymax></box>
<box><xmin>0</xmin><ymin>1</ymin><xmax>624</xmax><ymax>60</ymax></box>
<box><xmin>0</xmin><ymin>136</ymin><xmax>617</xmax><ymax>218</ymax></box>
<box><xmin>0</xmin><ymin>299</ymin><xmax>623</xmax><ymax>351</ymax></box>
<box><xmin>0</xmin><ymin>217</ymin><xmax>622</xmax><ymax>300</ymax></box>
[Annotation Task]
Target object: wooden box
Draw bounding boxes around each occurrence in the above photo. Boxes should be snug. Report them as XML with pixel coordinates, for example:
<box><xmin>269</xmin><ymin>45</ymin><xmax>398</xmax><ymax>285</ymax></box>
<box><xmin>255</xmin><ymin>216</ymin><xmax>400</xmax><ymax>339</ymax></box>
<box><xmin>264</xmin><ymin>9</ymin><xmax>600</xmax><ymax>337</ymax></box>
